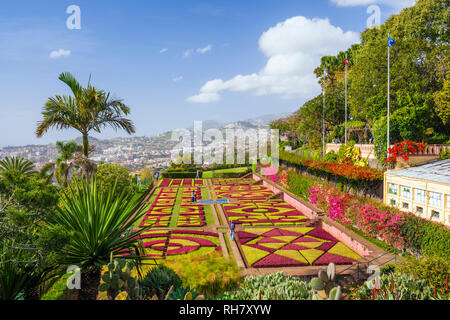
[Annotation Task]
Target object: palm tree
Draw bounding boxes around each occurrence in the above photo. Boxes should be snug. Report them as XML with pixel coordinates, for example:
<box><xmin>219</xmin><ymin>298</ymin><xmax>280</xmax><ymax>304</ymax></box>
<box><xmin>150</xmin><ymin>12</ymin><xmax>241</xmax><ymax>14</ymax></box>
<box><xmin>48</xmin><ymin>179</ymin><xmax>148</xmax><ymax>300</ymax></box>
<box><xmin>40</xmin><ymin>141</ymin><xmax>79</xmax><ymax>187</ymax></box>
<box><xmin>36</xmin><ymin>72</ymin><xmax>135</xmax><ymax>158</ymax></box>
<box><xmin>0</xmin><ymin>157</ymin><xmax>35</xmax><ymax>175</ymax></box>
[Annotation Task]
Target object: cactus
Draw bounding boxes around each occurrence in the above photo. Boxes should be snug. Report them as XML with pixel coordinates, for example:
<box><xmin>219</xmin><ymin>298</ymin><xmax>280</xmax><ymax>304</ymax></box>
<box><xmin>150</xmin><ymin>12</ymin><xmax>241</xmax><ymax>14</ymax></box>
<box><xmin>150</xmin><ymin>285</ymin><xmax>205</xmax><ymax>300</ymax></box>
<box><xmin>309</xmin><ymin>263</ymin><xmax>341</xmax><ymax>300</ymax></box>
<box><xmin>98</xmin><ymin>257</ymin><xmax>140</xmax><ymax>300</ymax></box>
<box><xmin>327</xmin><ymin>263</ymin><xmax>336</xmax><ymax>282</ymax></box>
<box><xmin>329</xmin><ymin>286</ymin><xmax>342</xmax><ymax>300</ymax></box>
<box><xmin>310</xmin><ymin>277</ymin><xmax>325</xmax><ymax>291</ymax></box>
<box><xmin>312</xmin><ymin>293</ymin><xmax>324</xmax><ymax>300</ymax></box>
<box><xmin>318</xmin><ymin>270</ymin><xmax>328</xmax><ymax>283</ymax></box>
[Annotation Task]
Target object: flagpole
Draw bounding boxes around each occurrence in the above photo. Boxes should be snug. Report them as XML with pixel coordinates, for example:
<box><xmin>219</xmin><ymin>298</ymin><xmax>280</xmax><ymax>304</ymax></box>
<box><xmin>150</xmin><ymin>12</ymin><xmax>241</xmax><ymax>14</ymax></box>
<box><xmin>345</xmin><ymin>56</ymin><xmax>348</xmax><ymax>145</ymax></box>
<box><xmin>387</xmin><ymin>33</ymin><xmax>390</xmax><ymax>156</ymax></box>
<box><xmin>323</xmin><ymin>69</ymin><xmax>326</xmax><ymax>156</ymax></box>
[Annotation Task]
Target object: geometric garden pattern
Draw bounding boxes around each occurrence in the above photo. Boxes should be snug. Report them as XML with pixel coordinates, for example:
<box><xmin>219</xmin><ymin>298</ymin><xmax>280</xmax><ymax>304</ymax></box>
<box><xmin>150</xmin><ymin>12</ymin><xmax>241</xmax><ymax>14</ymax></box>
<box><xmin>238</xmin><ymin>227</ymin><xmax>361</xmax><ymax>267</ymax></box>
<box><xmin>140</xmin><ymin>230</ymin><xmax>220</xmax><ymax>259</ymax></box>
<box><xmin>137</xmin><ymin>178</ymin><xmax>363</xmax><ymax>268</ymax></box>
<box><xmin>223</xmin><ymin>202</ymin><xmax>310</xmax><ymax>226</ymax></box>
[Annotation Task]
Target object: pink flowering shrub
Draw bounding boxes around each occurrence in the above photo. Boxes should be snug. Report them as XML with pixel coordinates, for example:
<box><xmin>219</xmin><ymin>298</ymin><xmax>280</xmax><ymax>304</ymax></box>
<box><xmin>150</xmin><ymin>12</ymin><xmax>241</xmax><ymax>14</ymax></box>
<box><xmin>308</xmin><ymin>183</ymin><xmax>351</xmax><ymax>224</ymax></box>
<box><xmin>265</xmin><ymin>169</ymin><xmax>288</xmax><ymax>186</ymax></box>
<box><xmin>307</xmin><ymin>183</ymin><xmax>406</xmax><ymax>248</ymax></box>
<box><xmin>357</xmin><ymin>205</ymin><xmax>405</xmax><ymax>249</ymax></box>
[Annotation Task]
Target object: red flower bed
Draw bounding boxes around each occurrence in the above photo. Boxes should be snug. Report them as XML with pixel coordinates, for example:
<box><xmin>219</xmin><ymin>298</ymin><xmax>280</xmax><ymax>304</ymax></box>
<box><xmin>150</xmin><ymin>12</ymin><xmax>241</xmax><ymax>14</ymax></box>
<box><xmin>385</xmin><ymin>140</ymin><xmax>426</xmax><ymax>166</ymax></box>
<box><xmin>159</xmin><ymin>179</ymin><xmax>171</xmax><ymax>187</ymax></box>
<box><xmin>280</xmin><ymin>151</ymin><xmax>384</xmax><ymax>181</ymax></box>
<box><xmin>313</xmin><ymin>252</ymin><xmax>355</xmax><ymax>265</ymax></box>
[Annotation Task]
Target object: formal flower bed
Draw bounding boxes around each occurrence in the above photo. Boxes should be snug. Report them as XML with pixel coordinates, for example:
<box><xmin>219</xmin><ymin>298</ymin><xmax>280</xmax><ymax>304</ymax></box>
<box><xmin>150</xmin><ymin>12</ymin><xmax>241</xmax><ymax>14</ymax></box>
<box><xmin>223</xmin><ymin>202</ymin><xmax>309</xmax><ymax>226</ymax></box>
<box><xmin>140</xmin><ymin>230</ymin><xmax>220</xmax><ymax>259</ymax></box>
<box><xmin>177</xmin><ymin>205</ymin><xmax>205</xmax><ymax>227</ymax></box>
<box><xmin>139</xmin><ymin>189</ymin><xmax>177</xmax><ymax>228</ymax></box>
<box><xmin>181</xmin><ymin>187</ymin><xmax>202</xmax><ymax>204</ymax></box>
<box><xmin>238</xmin><ymin>227</ymin><xmax>361</xmax><ymax>267</ymax></box>
<box><xmin>214</xmin><ymin>185</ymin><xmax>268</xmax><ymax>192</ymax></box>
<box><xmin>158</xmin><ymin>179</ymin><xmax>205</xmax><ymax>187</ymax></box>
<box><xmin>211</xmin><ymin>178</ymin><xmax>256</xmax><ymax>186</ymax></box>
<box><xmin>215</xmin><ymin>190</ymin><xmax>274</xmax><ymax>200</ymax></box>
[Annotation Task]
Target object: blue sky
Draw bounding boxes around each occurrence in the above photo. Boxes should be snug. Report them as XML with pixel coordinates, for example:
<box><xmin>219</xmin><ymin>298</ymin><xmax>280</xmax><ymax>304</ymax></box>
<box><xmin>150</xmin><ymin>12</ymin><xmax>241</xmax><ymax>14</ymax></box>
<box><xmin>0</xmin><ymin>0</ymin><xmax>415</xmax><ymax>147</ymax></box>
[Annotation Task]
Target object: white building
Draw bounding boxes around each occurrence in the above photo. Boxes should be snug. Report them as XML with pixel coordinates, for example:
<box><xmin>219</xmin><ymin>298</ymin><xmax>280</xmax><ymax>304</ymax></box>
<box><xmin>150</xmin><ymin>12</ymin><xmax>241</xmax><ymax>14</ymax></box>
<box><xmin>384</xmin><ymin>159</ymin><xmax>450</xmax><ymax>226</ymax></box>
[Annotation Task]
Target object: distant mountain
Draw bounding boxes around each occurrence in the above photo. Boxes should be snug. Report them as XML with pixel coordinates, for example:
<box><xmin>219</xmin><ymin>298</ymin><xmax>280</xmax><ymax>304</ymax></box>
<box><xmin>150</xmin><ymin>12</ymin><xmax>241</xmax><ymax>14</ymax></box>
<box><xmin>184</xmin><ymin>113</ymin><xmax>290</xmax><ymax>132</ymax></box>
<box><xmin>243</xmin><ymin>113</ymin><xmax>291</xmax><ymax>126</ymax></box>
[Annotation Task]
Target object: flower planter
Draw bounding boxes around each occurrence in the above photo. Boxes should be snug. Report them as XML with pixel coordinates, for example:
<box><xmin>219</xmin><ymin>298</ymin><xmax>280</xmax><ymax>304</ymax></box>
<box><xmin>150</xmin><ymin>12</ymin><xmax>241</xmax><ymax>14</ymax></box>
<box><xmin>395</xmin><ymin>155</ymin><xmax>440</xmax><ymax>169</ymax></box>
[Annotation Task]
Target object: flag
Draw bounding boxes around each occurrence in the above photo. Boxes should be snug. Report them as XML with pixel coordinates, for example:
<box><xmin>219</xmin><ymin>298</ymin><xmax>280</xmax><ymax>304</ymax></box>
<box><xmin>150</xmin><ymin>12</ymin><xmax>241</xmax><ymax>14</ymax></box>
<box><xmin>343</xmin><ymin>58</ymin><xmax>349</xmax><ymax>66</ymax></box>
<box><xmin>388</xmin><ymin>37</ymin><xmax>395</xmax><ymax>47</ymax></box>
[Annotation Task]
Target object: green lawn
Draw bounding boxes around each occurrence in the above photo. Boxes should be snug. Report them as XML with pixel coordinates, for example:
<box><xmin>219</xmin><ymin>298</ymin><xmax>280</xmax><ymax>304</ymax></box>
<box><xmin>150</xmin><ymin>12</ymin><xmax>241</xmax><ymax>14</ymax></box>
<box><xmin>202</xmin><ymin>167</ymin><xmax>250</xmax><ymax>178</ymax></box>
<box><xmin>201</xmin><ymin>187</ymin><xmax>215</xmax><ymax>225</ymax></box>
<box><xmin>169</xmin><ymin>187</ymin><xmax>183</xmax><ymax>228</ymax></box>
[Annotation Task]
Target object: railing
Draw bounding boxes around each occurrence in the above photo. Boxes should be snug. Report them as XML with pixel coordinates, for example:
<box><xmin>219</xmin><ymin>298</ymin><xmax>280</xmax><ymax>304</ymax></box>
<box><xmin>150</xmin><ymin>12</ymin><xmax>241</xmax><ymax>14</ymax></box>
<box><xmin>337</xmin><ymin>249</ymin><xmax>408</xmax><ymax>285</ymax></box>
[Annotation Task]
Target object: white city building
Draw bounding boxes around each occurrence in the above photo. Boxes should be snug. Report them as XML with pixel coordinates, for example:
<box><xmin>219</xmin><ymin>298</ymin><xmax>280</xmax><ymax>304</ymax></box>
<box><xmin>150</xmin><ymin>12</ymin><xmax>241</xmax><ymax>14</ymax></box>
<box><xmin>384</xmin><ymin>159</ymin><xmax>450</xmax><ymax>226</ymax></box>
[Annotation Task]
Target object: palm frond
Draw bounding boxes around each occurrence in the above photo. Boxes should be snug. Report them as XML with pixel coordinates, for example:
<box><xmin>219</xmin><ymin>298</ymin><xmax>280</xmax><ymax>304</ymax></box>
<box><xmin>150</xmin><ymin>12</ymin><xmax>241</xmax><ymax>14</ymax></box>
<box><xmin>0</xmin><ymin>157</ymin><xmax>35</xmax><ymax>175</ymax></box>
<box><xmin>58</xmin><ymin>72</ymin><xmax>83</xmax><ymax>98</ymax></box>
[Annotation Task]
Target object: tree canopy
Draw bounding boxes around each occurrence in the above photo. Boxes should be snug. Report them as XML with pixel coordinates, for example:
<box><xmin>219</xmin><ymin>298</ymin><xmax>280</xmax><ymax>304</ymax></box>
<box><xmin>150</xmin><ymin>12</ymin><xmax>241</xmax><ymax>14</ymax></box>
<box><xmin>272</xmin><ymin>0</ymin><xmax>449</xmax><ymax>159</ymax></box>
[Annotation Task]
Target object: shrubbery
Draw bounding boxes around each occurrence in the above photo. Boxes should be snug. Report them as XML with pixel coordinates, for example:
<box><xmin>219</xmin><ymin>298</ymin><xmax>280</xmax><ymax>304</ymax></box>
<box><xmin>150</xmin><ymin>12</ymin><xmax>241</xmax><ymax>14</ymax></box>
<box><xmin>220</xmin><ymin>272</ymin><xmax>312</xmax><ymax>300</ymax></box>
<box><xmin>398</xmin><ymin>214</ymin><xmax>450</xmax><ymax>260</ymax></box>
<box><xmin>351</xmin><ymin>272</ymin><xmax>446</xmax><ymax>300</ymax></box>
<box><xmin>397</xmin><ymin>256</ymin><xmax>449</xmax><ymax>296</ymax></box>
<box><xmin>139</xmin><ymin>265</ymin><xmax>183</xmax><ymax>299</ymax></box>
<box><xmin>164</xmin><ymin>252</ymin><xmax>240</xmax><ymax>297</ymax></box>
<box><xmin>286</xmin><ymin>171</ymin><xmax>312</xmax><ymax>200</ymax></box>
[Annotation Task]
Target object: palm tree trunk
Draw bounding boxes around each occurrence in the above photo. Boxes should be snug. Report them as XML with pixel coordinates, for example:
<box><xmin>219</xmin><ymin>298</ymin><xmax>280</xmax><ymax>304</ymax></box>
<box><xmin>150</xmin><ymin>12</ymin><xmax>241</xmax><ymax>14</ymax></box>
<box><xmin>82</xmin><ymin>134</ymin><xmax>89</xmax><ymax>158</ymax></box>
<box><xmin>78</xmin><ymin>267</ymin><xmax>101</xmax><ymax>300</ymax></box>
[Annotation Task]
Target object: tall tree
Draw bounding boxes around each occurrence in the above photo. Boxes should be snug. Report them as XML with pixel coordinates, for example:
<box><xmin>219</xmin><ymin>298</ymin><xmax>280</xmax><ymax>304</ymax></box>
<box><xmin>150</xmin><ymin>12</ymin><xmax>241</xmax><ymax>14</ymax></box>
<box><xmin>349</xmin><ymin>0</ymin><xmax>449</xmax><ymax>134</ymax></box>
<box><xmin>36</xmin><ymin>72</ymin><xmax>135</xmax><ymax>158</ymax></box>
<box><xmin>40</xmin><ymin>141</ymin><xmax>79</xmax><ymax>187</ymax></box>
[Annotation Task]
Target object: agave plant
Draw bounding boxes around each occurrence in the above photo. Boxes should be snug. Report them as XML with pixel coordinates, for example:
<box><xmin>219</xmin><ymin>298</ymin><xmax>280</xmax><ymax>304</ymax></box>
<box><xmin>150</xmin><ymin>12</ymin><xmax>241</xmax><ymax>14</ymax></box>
<box><xmin>48</xmin><ymin>178</ymin><xmax>149</xmax><ymax>300</ymax></box>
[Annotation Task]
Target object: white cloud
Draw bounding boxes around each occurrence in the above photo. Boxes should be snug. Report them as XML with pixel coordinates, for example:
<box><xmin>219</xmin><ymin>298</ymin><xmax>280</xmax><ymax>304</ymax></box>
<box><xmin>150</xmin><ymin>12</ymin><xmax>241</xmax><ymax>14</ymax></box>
<box><xmin>183</xmin><ymin>45</ymin><xmax>213</xmax><ymax>58</ymax></box>
<box><xmin>160</xmin><ymin>48</ymin><xmax>168</xmax><ymax>53</ymax></box>
<box><xmin>196</xmin><ymin>45</ymin><xmax>212</xmax><ymax>54</ymax></box>
<box><xmin>187</xmin><ymin>16</ymin><xmax>359</xmax><ymax>103</ymax></box>
<box><xmin>330</xmin><ymin>0</ymin><xmax>416</xmax><ymax>9</ymax></box>
<box><xmin>172</xmin><ymin>76</ymin><xmax>183</xmax><ymax>82</ymax></box>
<box><xmin>187</xmin><ymin>92</ymin><xmax>221</xmax><ymax>103</ymax></box>
<box><xmin>49</xmin><ymin>49</ymin><xmax>71</xmax><ymax>59</ymax></box>
<box><xmin>183</xmin><ymin>49</ymin><xmax>194</xmax><ymax>58</ymax></box>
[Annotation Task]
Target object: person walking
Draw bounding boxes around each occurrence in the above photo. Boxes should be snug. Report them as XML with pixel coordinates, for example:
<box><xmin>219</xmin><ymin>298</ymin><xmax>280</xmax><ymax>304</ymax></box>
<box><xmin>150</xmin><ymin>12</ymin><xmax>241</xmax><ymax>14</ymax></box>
<box><xmin>229</xmin><ymin>221</ymin><xmax>236</xmax><ymax>241</ymax></box>
<box><xmin>191</xmin><ymin>190</ymin><xmax>196</xmax><ymax>203</ymax></box>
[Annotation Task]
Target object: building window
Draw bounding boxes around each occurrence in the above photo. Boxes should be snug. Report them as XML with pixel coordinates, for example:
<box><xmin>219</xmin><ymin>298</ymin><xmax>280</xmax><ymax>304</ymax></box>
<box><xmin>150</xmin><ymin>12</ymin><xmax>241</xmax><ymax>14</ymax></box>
<box><xmin>447</xmin><ymin>195</ymin><xmax>450</xmax><ymax>209</ymax></box>
<box><xmin>416</xmin><ymin>206</ymin><xmax>423</xmax><ymax>215</ymax></box>
<box><xmin>388</xmin><ymin>183</ymin><xmax>398</xmax><ymax>195</ymax></box>
<box><xmin>390</xmin><ymin>198</ymin><xmax>397</xmax><ymax>206</ymax></box>
<box><xmin>429</xmin><ymin>192</ymin><xmax>442</xmax><ymax>207</ymax></box>
<box><xmin>401</xmin><ymin>186</ymin><xmax>411</xmax><ymax>199</ymax></box>
<box><xmin>414</xmin><ymin>188</ymin><xmax>426</xmax><ymax>203</ymax></box>
<box><xmin>402</xmin><ymin>202</ymin><xmax>409</xmax><ymax>210</ymax></box>
<box><xmin>431</xmin><ymin>210</ymin><xmax>440</xmax><ymax>220</ymax></box>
